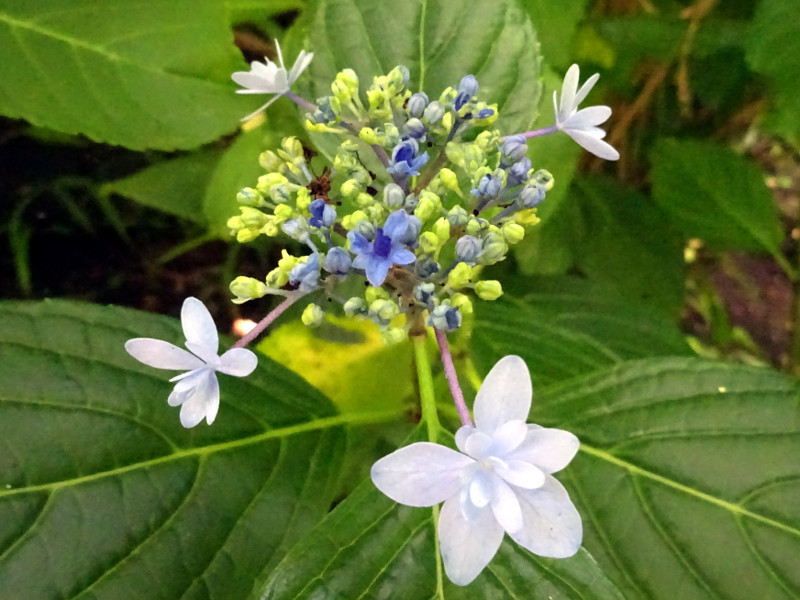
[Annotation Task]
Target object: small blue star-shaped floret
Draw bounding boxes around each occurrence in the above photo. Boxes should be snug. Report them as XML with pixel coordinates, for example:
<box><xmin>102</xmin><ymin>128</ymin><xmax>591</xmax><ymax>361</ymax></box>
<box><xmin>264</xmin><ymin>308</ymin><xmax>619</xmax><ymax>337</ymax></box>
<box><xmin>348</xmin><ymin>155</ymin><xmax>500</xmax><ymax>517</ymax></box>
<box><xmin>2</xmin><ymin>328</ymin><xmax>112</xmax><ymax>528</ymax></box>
<box><xmin>309</xmin><ymin>198</ymin><xmax>336</xmax><ymax>228</ymax></box>
<box><xmin>387</xmin><ymin>139</ymin><xmax>429</xmax><ymax>177</ymax></box>
<box><xmin>348</xmin><ymin>210</ymin><xmax>417</xmax><ymax>286</ymax></box>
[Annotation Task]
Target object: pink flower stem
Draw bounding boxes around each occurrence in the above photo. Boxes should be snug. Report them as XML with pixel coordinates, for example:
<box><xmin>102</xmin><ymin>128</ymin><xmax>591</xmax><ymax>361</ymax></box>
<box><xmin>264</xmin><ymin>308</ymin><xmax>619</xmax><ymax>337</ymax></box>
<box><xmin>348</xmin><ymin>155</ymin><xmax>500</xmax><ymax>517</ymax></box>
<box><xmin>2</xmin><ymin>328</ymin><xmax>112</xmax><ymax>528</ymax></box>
<box><xmin>434</xmin><ymin>328</ymin><xmax>473</xmax><ymax>427</ymax></box>
<box><xmin>285</xmin><ymin>91</ymin><xmax>318</xmax><ymax>113</ymax></box>
<box><xmin>233</xmin><ymin>292</ymin><xmax>305</xmax><ymax>348</ymax></box>
<box><xmin>501</xmin><ymin>124</ymin><xmax>559</xmax><ymax>141</ymax></box>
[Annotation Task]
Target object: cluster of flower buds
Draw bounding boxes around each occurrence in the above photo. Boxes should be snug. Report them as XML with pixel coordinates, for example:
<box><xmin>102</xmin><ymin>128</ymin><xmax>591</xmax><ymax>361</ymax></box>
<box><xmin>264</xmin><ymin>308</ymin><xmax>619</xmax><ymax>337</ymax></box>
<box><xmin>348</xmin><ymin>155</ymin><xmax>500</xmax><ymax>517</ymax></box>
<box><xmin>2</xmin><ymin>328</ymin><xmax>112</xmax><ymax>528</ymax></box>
<box><xmin>228</xmin><ymin>67</ymin><xmax>558</xmax><ymax>341</ymax></box>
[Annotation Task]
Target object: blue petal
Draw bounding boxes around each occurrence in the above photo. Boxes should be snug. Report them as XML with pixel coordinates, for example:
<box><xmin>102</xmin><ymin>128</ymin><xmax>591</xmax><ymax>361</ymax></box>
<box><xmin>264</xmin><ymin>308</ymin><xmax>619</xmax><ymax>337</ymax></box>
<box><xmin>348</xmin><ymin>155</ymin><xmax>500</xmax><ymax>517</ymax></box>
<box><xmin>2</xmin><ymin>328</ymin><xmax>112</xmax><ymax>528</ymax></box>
<box><xmin>348</xmin><ymin>231</ymin><xmax>371</xmax><ymax>255</ymax></box>
<box><xmin>365</xmin><ymin>257</ymin><xmax>392</xmax><ymax>286</ymax></box>
<box><xmin>388</xmin><ymin>247</ymin><xmax>416</xmax><ymax>265</ymax></box>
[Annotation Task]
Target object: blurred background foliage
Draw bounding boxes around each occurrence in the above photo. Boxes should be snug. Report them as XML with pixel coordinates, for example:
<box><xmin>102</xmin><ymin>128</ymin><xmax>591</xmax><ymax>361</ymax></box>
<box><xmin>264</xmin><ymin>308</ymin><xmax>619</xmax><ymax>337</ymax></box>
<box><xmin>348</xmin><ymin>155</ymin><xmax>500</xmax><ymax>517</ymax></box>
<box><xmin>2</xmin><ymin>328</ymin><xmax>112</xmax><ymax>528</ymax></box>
<box><xmin>1</xmin><ymin>0</ymin><xmax>799</xmax><ymax>377</ymax></box>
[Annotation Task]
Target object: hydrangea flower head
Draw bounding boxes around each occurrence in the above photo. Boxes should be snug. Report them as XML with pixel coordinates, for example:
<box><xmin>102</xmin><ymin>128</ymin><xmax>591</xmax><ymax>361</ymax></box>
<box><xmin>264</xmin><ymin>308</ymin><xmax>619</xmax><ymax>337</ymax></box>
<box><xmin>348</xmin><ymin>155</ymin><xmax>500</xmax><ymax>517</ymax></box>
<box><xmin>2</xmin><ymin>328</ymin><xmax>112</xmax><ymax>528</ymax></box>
<box><xmin>371</xmin><ymin>355</ymin><xmax>582</xmax><ymax>585</ymax></box>
<box><xmin>348</xmin><ymin>210</ymin><xmax>418</xmax><ymax>286</ymax></box>
<box><xmin>554</xmin><ymin>64</ymin><xmax>619</xmax><ymax>161</ymax></box>
<box><xmin>125</xmin><ymin>297</ymin><xmax>257</xmax><ymax>428</ymax></box>
<box><xmin>231</xmin><ymin>40</ymin><xmax>314</xmax><ymax>121</ymax></box>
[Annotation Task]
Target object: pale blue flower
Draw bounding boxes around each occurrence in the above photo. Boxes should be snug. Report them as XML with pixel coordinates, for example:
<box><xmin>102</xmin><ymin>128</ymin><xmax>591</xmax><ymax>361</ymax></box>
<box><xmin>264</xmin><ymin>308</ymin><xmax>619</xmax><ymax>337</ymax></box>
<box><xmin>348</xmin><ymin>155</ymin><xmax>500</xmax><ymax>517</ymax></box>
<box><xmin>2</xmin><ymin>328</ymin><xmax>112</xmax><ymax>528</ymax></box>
<box><xmin>387</xmin><ymin>139</ymin><xmax>429</xmax><ymax>177</ymax></box>
<box><xmin>348</xmin><ymin>210</ymin><xmax>417</xmax><ymax>286</ymax></box>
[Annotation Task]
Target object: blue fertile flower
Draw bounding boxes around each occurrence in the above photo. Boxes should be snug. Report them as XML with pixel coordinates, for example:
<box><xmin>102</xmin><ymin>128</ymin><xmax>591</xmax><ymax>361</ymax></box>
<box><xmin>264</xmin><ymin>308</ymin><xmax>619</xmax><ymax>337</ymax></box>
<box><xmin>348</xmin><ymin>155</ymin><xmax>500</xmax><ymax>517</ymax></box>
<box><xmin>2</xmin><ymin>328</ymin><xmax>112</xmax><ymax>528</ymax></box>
<box><xmin>289</xmin><ymin>253</ymin><xmax>321</xmax><ymax>292</ymax></box>
<box><xmin>387</xmin><ymin>139</ymin><xmax>429</xmax><ymax>177</ymax></box>
<box><xmin>309</xmin><ymin>198</ymin><xmax>336</xmax><ymax>228</ymax></box>
<box><xmin>323</xmin><ymin>247</ymin><xmax>352</xmax><ymax>274</ymax></box>
<box><xmin>455</xmin><ymin>74</ymin><xmax>479</xmax><ymax>110</ymax></box>
<box><xmin>471</xmin><ymin>174</ymin><xmax>503</xmax><ymax>202</ymax></box>
<box><xmin>507</xmin><ymin>157</ymin><xmax>532</xmax><ymax>187</ymax></box>
<box><xmin>348</xmin><ymin>210</ymin><xmax>417</xmax><ymax>286</ymax></box>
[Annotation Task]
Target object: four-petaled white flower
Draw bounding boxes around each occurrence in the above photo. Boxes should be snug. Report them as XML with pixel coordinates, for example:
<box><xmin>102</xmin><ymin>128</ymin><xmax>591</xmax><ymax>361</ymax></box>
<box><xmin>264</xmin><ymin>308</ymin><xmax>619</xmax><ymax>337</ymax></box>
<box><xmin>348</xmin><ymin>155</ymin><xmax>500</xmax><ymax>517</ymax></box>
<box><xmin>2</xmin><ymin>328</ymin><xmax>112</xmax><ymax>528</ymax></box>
<box><xmin>371</xmin><ymin>355</ymin><xmax>582</xmax><ymax>586</ymax></box>
<box><xmin>554</xmin><ymin>64</ymin><xmax>619</xmax><ymax>161</ymax></box>
<box><xmin>125</xmin><ymin>297</ymin><xmax>257</xmax><ymax>428</ymax></box>
<box><xmin>231</xmin><ymin>40</ymin><xmax>314</xmax><ymax>121</ymax></box>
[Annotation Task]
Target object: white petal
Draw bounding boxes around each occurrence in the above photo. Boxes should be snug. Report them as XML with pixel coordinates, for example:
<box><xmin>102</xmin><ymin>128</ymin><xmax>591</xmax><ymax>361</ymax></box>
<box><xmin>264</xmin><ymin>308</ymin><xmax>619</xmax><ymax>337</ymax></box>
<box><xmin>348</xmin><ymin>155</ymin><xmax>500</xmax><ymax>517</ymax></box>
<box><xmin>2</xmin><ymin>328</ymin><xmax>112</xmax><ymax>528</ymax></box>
<box><xmin>439</xmin><ymin>495</ymin><xmax>505</xmax><ymax>586</ymax></box>
<box><xmin>507</xmin><ymin>475</ymin><xmax>582</xmax><ymax>558</ymax></box>
<box><xmin>125</xmin><ymin>338</ymin><xmax>204</xmax><ymax>371</ymax></box>
<box><xmin>455</xmin><ymin>425</ymin><xmax>477</xmax><ymax>453</ymax></box>
<box><xmin>464</xmin><ymin>431</ymin><xmax>493</xmax><ymax>460</ymax></box>
<box><xmin>240</xmin><ymin>96</ymin><xmax>282</xmax><ymax>122</ymax></box>
<box><xmin>371</xmin><ymin>442</ymin><xmax>474</xmax><ymax>506</ymax></box>
<box><xmin>167</xmin><ymin>368</ymin><xmax>206</xmax><ymax>405</ymax></box>
<box><xmin>474</xmin><ymin>355</ymin><xmax>532</xmax><ymax>435</ymax></box>
<box><xmin>559</xmin><ymin>64</ymin><xmax>580</xmax><ymax>117</ymax></box>
<box><xmin>178</xmin><ymin>370</ymin><xmax>220</xmax><ymax>428</ymax></box>
<box><xmin>508</xmin><ymin>427</ymin><xmax>580</xmax><ymax>474</ymax></box>
<box><xmin>490</xmin><ymin>419</ymin><xmax>528</xmax><ymax>456</ymax></box>
<box><xmin>181</xmin><ymin>297</ymin><xmax>219</xmax><ymax>357</ymax></box>
<box><xmin>491</xmin><ymin>478</ymin><xmax>524</xmax><ymax>533</ymax></box>
<box><xmin>217</xmin><ymin>348</ymin><xmax>258</xmax><ymax>377</ymax></box>
<box><xmin>573</xmin><ymin>72</ymin><xmax>600</xmax><ymax>108</ymax></box>
<box><xmin>553</xmin><ymin>91</ymin><xmax>563</xmax><ymax>127</ymax></box>
<box><xmin>469</xmin><ymin>470</ymin><xmax>495</xmax><ymax>508</ymax></box>
<box><xmin>288</xmin><ymin>50</ymin><xmax>314</xmax><ymax>84</ymax></box>
<box><xmin>231</xmin><ymin>71</ymin><xmax>276</xmax><ymax>92</ymax></box>
<box><xmin>491</xmin><ymin>458</ymin><xmax>545</xmax><ymax>489</ymax></box>
<box><xmin>273</xmin><ymin>39</ymin><xmax>286</xmax><ymax>70</ymax></box>
<box><xmin>565</xmin><ymin>128</ymin><xmax>620</xmax><ymax>160</ymax></box>
<box><xmin>563</xmin><ymin>105</ymin><xmax>612</xmax><ymax>130</ymax></box>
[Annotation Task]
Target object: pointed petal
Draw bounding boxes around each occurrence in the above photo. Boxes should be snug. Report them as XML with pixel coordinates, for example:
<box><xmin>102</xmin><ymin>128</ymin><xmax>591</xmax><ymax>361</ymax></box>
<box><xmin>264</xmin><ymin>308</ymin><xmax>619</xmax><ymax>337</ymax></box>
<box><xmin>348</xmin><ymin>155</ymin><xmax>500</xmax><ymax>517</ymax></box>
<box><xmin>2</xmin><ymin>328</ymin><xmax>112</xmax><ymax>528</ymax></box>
<box><xmin>273</xmin><ymin>39</ymin><xmax>286</xmax><ymax>70</ymax></box>
<box><xmin>371</xmin><ymin>442</ymin><xmax>474</xmax><ymax>506</ymax></box>
<box><xmin>239</xmin><ymin>96</ymin><xmax>281</xmax><ymax>122</ymax></box>
<box><xmin>491</xmin><ymin>457</ymin><xmax>545</xmax><ymax>489</ymax></box>
<box><xmin>565</xmin><ymin>129</ymin><xmax>619</xmax><ymax>160</ymax></box>
<box><xmin>181</xmin><ymin>297</ymin><xmax>218</xmax><ymax>356</ymax></box>
<box><xmin>563</xmin><ymin>105</ymin><xmax>611</xmax><ymax>129</ymax></box>
<box><xmin>573</xmin><ymin>72</ymin><xmax>600</xmax><ymax>107</ymax></box>
<box><xmin>125</xmin><ymin>338</ymin><xmax>204</xmax><ymax>371</ymax></box>
<box><xmin>474</xmin><ymin>355</ymin><xmax>532</xmax><ymax>435</ymax></box>
<box><xmin>491</xmin><ymin>478</ymin><xmax>524</xmax><ymax>533</ymax></box>
<box><xmin>553</xmin><ymin>90</ymin><xmax>563</xmax><ymax>127</ymax></box>
<box><xmin>507</xmin><ymin>475</ymin><xmax>582</xmax><ymax>558</ymax></box>
<box><xmin>168</xmin><ymin>368</ymin><xmax>206</xmax><ymax>405</ymax></box>
<box><xmin>217</xmin><ymin>348</ymin><xmax>258</xmax><ymax>377</ymax></box>
<box><xmin>559</xmin><ymin>64</ymin><xmax>580</xmax><ymax>116</ymax></box>
<box><xmin>289</xmin><ymin>50</ymin><xmax>314</xmax><ymax>84</ymax></box>
<box><xmin>365</xmin><ymin>258</ymin><xmax>391</xmax><ymax>286</ymax></box>
<box><xmin>507</xmin><ymin>427</ymin><xmax>579</xmax><ymax>474</ymax></box>
<box><xmin>439</xmin><ymin>495</ymin><xmax>504</xmax><ymax>586</ymax></box>
<box><xmin>178</xmin><ymin>370</ymin><xmax>220</xmax><ymax>428</ymax></box>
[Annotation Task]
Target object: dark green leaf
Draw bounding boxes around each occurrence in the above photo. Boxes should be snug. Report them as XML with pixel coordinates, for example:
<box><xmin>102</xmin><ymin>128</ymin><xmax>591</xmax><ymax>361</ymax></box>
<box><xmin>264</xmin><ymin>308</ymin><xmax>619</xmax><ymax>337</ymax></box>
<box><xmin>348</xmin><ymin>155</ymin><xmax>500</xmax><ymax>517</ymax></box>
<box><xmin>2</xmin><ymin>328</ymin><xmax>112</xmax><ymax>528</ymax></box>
<box><xmin>523</xmin><ymin>0</ymin><xmax>590</xmax><ymax>67</ymax></box>
<box><xmin>473</xmin><ymin>277</ymin><xmax>691</xmax><ymax>388</ymax></box>
<box><xmin>0</xmin><ymin>0</ymin><xmax>248</xmax><ymax>150</ymax></box>
<box><xmin>650</xmin><ymin>139</ymin><xmax>784</xmax><ymax>259</ymax></box>
<box><xmin>103</xmin><ymin>150</ymin><xmax>223</xmax><ymax>224</ymax></box>
<box><xmin>573</xmin><ymin>176</ymin><xmax>686</xmax><ymax>315</ymax></box>
<box><xmin>0</xmin><ymin>300</ymin><xmax>346</xmax><ymax>600</ymax></box>
<box><xmin>255</xmin><ymin>436</ymin><xmax>624</xmax><ymax>599</ymax></box>
<box><xmin>302</xmin><ymin>0</ymin><xmax>542</xmax><ymax>135</ymax></box>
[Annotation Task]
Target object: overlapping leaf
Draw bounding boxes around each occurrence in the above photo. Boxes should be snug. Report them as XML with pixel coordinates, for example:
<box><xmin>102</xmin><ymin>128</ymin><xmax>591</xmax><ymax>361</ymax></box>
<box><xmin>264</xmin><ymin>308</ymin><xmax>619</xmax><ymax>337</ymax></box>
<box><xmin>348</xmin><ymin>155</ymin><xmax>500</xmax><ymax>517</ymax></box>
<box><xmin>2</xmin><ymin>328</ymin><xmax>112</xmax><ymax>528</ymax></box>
<box><xmin>0</xmin><ymin>300</ymin><xmax>346</xmax><ymax>600</ymax></box>
<box><xmin>0</xmin><ymin>0</ymin><xmax>247</xmax><ymax>150</ymax></box>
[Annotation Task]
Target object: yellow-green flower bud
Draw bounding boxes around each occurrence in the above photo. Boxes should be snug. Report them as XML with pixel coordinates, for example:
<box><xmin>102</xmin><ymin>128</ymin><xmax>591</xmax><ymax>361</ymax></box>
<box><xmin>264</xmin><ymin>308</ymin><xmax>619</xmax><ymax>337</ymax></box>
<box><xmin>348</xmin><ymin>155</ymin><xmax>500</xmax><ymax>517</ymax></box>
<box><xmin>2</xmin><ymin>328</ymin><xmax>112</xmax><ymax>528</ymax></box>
<box><xmin>447</xmin><ymin>262</ymin><xmax>473</xmax><ymax>289</ymax></box>
<box><xmin>227</xmin><ymin>215</ymin><xmax>244</xmax><ymax>231</ymax></box>
<box><xmin>419</xmin><ymin>231</ymin><xmax>440</xmax><ymax>254</ymax></box>
<box><xmin>340</xmin><ymin>178</ymin><xmax>363</xmax><ymax>199</ymax></box>
<box><xmin>230</xmin><ymin>276</ymin><xmax>268</xmax><ymax>304</ymax></box>
<box><xmin>278</xmin><ymin>250</ymin><xmax>300</xmax><ymax>272</ymax></box>
<box><xmin>302</xmin><ymin>304</ymin><xmax>325</xmax><ymax>327</ymax></box>
<box><xmin>478</xmin><ymin>234</ymin><xmax>508</xmax><ymax>265</ymax></box>
<box><xmin>365</xmin><ymin>204</ymin><xmax>386</xmax><ymax>223</ymax></box>
<box><xmin>281</xmin><ymin>136</ymin><xmax>304</xmax><ymax>161</ymax></box>
<box><xmin>343</xmin><ymin>297</ymin><xmax>368</xmax><ymax>315</ymax></box>
<box><xmin>466</xmin><ymin>218</ymin><xmax>483</xmax><ymax>236</ymax></box>
<box><xmin>531</xmin><ymin>169</ymin><xmax>554</xmax><ymax>191</ymax></box>
<box><xmin>369</xmin><ymin>299</ymin><xmax>399</xmax><ymax>324</ymax></box>
<box><xmin>274</xmin><ymin>204</ymin><xmax>294</xmax><ymax>221</ymax></box>
<box><xmin>445</xmin><ymin>142</ymin><xmax>464</xmax><ymax>167</ymax></box>
<box><xmin>295</xmin><ymin>187</ymin><xmax>311</xmax><ymax>213</ymax></box>
<box><xmin>240</xmin><ymin>207</ymin><xmax>268</xmax><ymax>229</ymax></box>
<box><xmin>475</xmin><ymin>280</ymin><xmax>503</xmax><ymax>301</ymax></box>
<box><xmin>414</xmin><ymin>198</ymin><xmax>436</xmax><ymax>222</ymax></box>
<box><xmin>366</xmin><ymin>88</ymin><xmax>384</xmax><ymax>109</ymax></box>
<box><xmin>448</xmin><ymin>206</ymin><xmax>469</xmax><ymax>226</ymax></box>
<box><xmin>265</xmin><ymin>267</ymin><xmax>289</xmax><ymax>288</ymax></box>
<box><xmin>381</xmin><ymin>327</ymin><xmax>407</xmax><ymax>345</ymax></box>
<box><xmin>342</xmin><ymin>210</ymin><xmax>368</xmax><ymax>230</ymax></box>
<box><xmin>258</xmin><ymin>150</ymin><xmax>282</xmax><ymax>172</ymax></box>
<box><xmin>365</xmin><ymin>286</ymin><xmax>389</xmax><ymax>304</ymax></box>
<box><xmin>359</xmin><ymin>127</ymin><xmax>378</xmax><ymax>145</ymax></box>
<box><xmin>236</xmin><ymin>228</ymin><xmax>261</xmax><ymax>243</ymax></box>
<box><xmin>439</xmin><ymin>168</ymin><xmax>462</xmax><ymax>197</ymax></box>
<box><xmin>237</xmin><ymin>187</ymin><xmax>266</xmax><ymax>207</ymax></box>
<box><xmin>450</xmin><ymin>292</ymin><xmax>474</xmax><ymax>314</ymax></box>
<box><xmin>502</xmin><ymin>222</ymin><xmax>525</xmax><ymax>244</ymax></box>
<box><xmin>433</xmin><ymin>218</ymin><xmax>451</xmax><ymax>242</ymax></box>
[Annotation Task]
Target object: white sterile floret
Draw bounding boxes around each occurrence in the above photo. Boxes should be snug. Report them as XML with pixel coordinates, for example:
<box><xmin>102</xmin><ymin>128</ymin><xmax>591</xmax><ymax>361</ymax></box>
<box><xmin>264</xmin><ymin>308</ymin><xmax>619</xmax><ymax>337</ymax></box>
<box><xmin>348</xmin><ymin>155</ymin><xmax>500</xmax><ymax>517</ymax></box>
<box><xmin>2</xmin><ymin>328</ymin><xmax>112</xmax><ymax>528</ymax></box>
<box><xmin>554</xmin><ymin>64</ymin><xmax>619</xmax><ymax>161</ymax></box>
<box><xmin>125</xmin><ymin>297</ymin><xmax>257</xmax><ymax>428</ymax></box>
<box><xmin>370</xmin><ymin>355</ymin><xmax>581</xmax><ymax>586</ymax></box>
<box><xmin>231</xmin><ymin>39</ymin><xmax>314</xmax><ymax>121</ymax></box>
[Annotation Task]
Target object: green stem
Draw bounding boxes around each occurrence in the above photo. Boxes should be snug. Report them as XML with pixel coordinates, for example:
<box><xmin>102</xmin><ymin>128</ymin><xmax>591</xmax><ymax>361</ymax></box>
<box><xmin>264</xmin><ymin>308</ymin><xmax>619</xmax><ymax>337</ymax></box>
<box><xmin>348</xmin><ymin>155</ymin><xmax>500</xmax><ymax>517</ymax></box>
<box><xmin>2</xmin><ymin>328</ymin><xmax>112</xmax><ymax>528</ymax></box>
<box><xmin>413</xmin><ymin>335</ymin><xmax>440</xmax><ymax>442</ymax></box>
<box><xmin>431</xmin><ymin>504</ymin><xmax>445</xmax><ymax>599</ymax></box>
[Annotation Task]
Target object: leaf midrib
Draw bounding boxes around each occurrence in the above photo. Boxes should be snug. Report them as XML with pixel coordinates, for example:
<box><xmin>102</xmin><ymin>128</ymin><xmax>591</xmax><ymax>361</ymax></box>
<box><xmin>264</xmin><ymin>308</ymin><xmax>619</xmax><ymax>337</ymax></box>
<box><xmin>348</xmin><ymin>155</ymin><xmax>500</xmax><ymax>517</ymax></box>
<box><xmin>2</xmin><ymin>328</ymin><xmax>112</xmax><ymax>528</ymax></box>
<box><xmin>0</xmin><ymin>408</ymin><xmax>403</xmax><ymax>499</ymax></box>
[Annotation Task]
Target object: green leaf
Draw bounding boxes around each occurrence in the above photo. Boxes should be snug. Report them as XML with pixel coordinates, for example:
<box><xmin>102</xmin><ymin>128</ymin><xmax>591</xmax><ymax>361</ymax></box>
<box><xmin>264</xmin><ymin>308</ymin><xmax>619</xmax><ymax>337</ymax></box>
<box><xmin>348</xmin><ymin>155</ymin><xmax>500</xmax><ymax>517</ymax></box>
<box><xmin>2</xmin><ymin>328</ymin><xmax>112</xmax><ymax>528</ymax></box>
<box><xmin>0</xmin><ymin>300</ymin><xmax>348</xmax><ymax>600</ymax></box>
<box><xmin>302</xmin><ymin>0</ymin><xmax>542</xmax><ymax>135</ymax></box>
<box><xmin>522</xmin><ymin>0</ymin><xmax>590</xmax><ymax>67</ymax></box>
<box><xmin>0</xmin><ymin>0</ymin><xmax>248</xmax><ymax>150</ymax></box>
<box><xmin>572</xmin><ymin>176</ymin><xmax>686</xmax><ymax>315</ymax></box>
<box><xmin>650</xmin><ymin>139</ymin><xmax>784</xmax><ymax>260</ymax></box>
<box><xmin>746</xmin><ymin>0</ymin><xmax>800</xmax><ymax>147</ymax></box>
<box><xmin>102</xmin><ymin>150</ymin><xmax>223</xmax><ymax>224</ymax></box>
<box><xmin>547</xmin><ymin>358</ymin><xmax>800</xmax><ymax>600</ymax></box>
<box><xmin>473</xmin><ymin>278</ymin><xmax>692</xmax><ymax>388</ymax></box>
<box><xmin>255</xmin><ymin>436</ymin><xmax>625</xmax><ymax>599</ymax></box>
